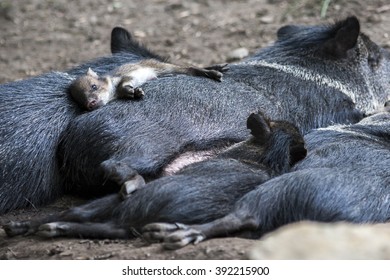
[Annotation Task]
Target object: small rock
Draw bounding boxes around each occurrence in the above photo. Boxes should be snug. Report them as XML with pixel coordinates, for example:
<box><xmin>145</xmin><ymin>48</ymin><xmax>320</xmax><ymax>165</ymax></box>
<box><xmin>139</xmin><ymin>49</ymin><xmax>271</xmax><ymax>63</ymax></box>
<box><xmin>179</xmin><ymin>10</ymin><xmax>191</xmax><ymax>18</ymax></box>
<box><xmin>3</xmin><ymin>248</ymin><xmax>17</xmax><ymax>260</ymax></box>
<box><xmin>48</xmin><ymin>246</ymin><xmax>65</xmax><ymax>256</ymax></box>
<box><xmin>0</xmin><ymin>2</ymin><xmax>16</xmax><ymax>22</ymax></box>
<box><xmin>249</xmin><ymin>221</ymin><xmax>390</xmax><ymax>259</ymax></box>
<box><xmin>259</xmin><ymin>15</ymin><xmax>274</xmax><ymax>24</ymax></box>
<box><xmin>75</xmin><ymin>256</ymin><xmax>90</xmax><ymax>260</ymax></box>
<box><xmin>94</xmin><ymin>253</ymin><xmax>113</xmax><ymax>260</ymax></box>
<box><xmin>376</xmin><ymin>5</ymin><xmax>390</xmax><ymax>13</ymax></box>
<box><xmin>59</xmin><ymin>250</ymin><xmax>73</xmax><ymax>257</ymax></box>
<box><xmin>165</xmin><ymin>3</ymin><xmax>184</xmax><ymax>11</ymax></box>
<box><xmin>367</xmin><ymin>14</ymin><xmax>382</xmax><ymax>23</ymax></box>
<box><xmin>134</xmin><ymin>30</ymin><xmax>146</xmax><ymax>38</ymax></box>
<box><xmin>227</xmin><ymin>47</ymin><xmax>249</xmax><ymax>62</ymax></box>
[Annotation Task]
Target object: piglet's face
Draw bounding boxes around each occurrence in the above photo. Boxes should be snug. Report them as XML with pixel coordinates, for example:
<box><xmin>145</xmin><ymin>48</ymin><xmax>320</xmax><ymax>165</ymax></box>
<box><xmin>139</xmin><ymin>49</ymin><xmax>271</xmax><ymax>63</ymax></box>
<box><xmin>69</xmin><ymin>68</ymin><xmax>111</xmax><ymax>111</ymax></box>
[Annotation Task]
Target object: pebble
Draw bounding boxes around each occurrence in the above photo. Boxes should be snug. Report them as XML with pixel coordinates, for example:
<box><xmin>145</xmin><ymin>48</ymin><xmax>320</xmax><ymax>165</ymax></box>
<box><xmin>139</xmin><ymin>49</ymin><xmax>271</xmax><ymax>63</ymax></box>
<box><xmin>259</xmin><ymin>15</ymin><xmax>274</xmax><ymax>24</ymax></box>
<box><xmin>249</xmin><ymin>221</ymin><xmax>390</xmax><ymax>259</ymax></box>
<box><xmin>227</xmin><ymin>47</ymin><xmax>249</xmax><ymax>62</ymax></box>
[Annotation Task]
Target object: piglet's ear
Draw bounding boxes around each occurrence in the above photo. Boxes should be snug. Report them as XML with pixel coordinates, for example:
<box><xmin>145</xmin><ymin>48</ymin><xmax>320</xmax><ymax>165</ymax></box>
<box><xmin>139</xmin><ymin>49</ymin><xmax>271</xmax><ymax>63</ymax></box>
<box><xmin>246</xmin><ymin>112</ymin><xmax>271</xmax><ymax>144</ymax></box>
<box><xmin>87</xmin><ymin>67</ymin><xmax>99</xmax><ymax>79</ymax></box>
<box><xmin>320</xmin><ymin>16</ymin><xmax>360</xmax><ymax>59</ymax></box>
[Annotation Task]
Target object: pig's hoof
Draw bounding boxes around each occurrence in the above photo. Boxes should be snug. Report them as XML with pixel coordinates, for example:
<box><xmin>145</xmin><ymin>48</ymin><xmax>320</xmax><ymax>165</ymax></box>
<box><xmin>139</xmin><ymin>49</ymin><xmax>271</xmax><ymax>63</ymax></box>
<box><xmin>143</xmin><ymin>222</ymin><xmax>205</xmax><ymax>249</ymax></box>
<box><xmin>207</xmin><ymin>70</ymin><xmax>223</xmax><ymax>82</ymax></box>
<box><xmin>162</xmin><ymin>228</ymin><xmax>205</xmax><ymax>250</ymax></box>
<box><xmin>120</xmin><ymin>85</ymin><xmax>135</xmax><ymax>98</ymax></box>
<box><xmin>205</xmin><ymin>63</ymin><xmax>229</xmax><ymax>73</ymax></box>
<box><xmin>119</xmin><ymin>174</ymin><xmax>146</xmax><ymax>199</ymax></box>
<box><xmin>134</xmin><ymin>87</ymin><xmax>145</xmax><ymax>99</ymax></box>
<box><xmin>3</xmin><ymin>221</ymin><xmax>31</xmax><ymax>237</ymax></box>
<box><xmin>37</xmin><ymin>222</ymin><xmax>70</xmax><ymax>238</ymax></box>
<box><xmin>100</xmin><ymin>159</ymin><xmax>139</xmax><ymax>186</ymax></box>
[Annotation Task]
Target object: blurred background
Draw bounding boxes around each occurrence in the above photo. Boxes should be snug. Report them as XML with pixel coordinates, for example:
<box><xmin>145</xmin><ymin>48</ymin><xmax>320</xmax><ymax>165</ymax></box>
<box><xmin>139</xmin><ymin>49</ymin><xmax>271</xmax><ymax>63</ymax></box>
<box><xmin>0</xmin><ymin>0</ymin><xmax>389</xmax><ymax>83</ymax></box>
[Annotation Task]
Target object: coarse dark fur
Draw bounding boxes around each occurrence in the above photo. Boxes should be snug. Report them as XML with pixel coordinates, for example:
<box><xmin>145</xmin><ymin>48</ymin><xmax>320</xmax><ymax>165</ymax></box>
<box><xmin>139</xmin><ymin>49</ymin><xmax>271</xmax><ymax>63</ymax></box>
<box><xmin>60</xmin><ymin>16</ymin><xmax>388</xmax><ymax>198</ymax></box>
<box><xmin>140</xmin><ymin>110</ymin><xmax>390</xmax><ymax>249</ymax></box>
<box><xmin>3</xmin><ymin>113</ymin><xmax>307</xmax><ymax>239</ymax></box>
<box><xmin>0</xmin><ymin>17</ymin><xmax>389</xmax><ymax>214</ymax></box>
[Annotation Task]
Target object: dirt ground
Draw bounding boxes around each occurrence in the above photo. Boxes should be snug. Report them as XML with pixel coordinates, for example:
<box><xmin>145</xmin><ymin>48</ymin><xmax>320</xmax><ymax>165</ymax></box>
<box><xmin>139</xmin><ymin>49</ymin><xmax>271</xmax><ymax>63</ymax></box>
<box><xmin>0</xmin><ymin>0</ymin><xmax>389</xmax><ymax>260</ymax></box>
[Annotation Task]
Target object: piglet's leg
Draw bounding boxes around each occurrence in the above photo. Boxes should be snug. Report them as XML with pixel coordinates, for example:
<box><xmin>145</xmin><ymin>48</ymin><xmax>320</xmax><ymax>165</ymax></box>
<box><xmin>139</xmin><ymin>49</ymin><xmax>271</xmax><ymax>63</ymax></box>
<box><xmin>117</xmin><ymin>77</ymin><xmax>145</xmax><ymax>99</ymax></box>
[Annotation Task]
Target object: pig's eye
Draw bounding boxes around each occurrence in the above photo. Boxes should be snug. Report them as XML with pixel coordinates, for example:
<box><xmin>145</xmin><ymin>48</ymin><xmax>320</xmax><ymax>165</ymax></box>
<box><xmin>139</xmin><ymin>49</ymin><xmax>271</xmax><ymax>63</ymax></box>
<box><xmin>91</xmin><ymin>84</ymin><xmax>98</xmax><ymax>91</ymax></box>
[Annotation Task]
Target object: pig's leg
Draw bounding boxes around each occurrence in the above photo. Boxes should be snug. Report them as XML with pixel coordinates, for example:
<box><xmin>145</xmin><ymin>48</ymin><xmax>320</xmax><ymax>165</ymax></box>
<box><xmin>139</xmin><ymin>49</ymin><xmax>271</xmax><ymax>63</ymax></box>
<box><xmin>142</xmin><ymin>212</ymin><xmax>258</xmax><ymax>249</ymax></box>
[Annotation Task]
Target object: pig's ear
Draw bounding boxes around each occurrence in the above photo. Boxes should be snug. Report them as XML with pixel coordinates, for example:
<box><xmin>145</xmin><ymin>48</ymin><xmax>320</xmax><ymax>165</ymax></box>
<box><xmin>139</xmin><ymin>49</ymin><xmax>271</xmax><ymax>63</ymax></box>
<box><xmin>320</xmin><ymin>16</ymin><xmax>360</xmax><ymax>59</ymax></box>
<box><xmin>289</xmin><ymin>144</ymin><xmax>307</xmax><ymax>165</ymax></box>
<box><xmin>277</xmin><ymin>25</ymin><xmax>302</xmax><ymax>40</ymax></box>
<box><xmin>87</xmin><ymin>68</ymin><xmax>99</xmax><ymax>79</ymax></box>
<box><xmin>246</xmin><ymin>112</ymin><xmax>271</xmax><ymax>144</ymax></box>
<box><xmin>110</xmin><ymin>26</ymin><xmax>167</xmax><ymax>61</ymax></box>
<box><xmin>111</xmin><ymin>27</ymin><xmax>133</xmax><ymax>54</ymax></box>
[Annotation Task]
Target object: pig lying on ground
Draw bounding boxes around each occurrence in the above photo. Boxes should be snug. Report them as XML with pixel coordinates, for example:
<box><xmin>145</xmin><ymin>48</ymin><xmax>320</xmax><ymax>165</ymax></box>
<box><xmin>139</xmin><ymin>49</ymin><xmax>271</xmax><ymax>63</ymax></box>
<box><xmin>143</xmin><ymin>109</ymin><xmax>390</xmax><ymax>249</ymax></box>
<box><xmin>0</xmin><ymin>16</ymin><xmax>388</xmax><ymax>214</ymax></box>
<box><xmin>4</xmin><ymin>112</ymin><xmax>307</xmax><ymax>239</ymax></box>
